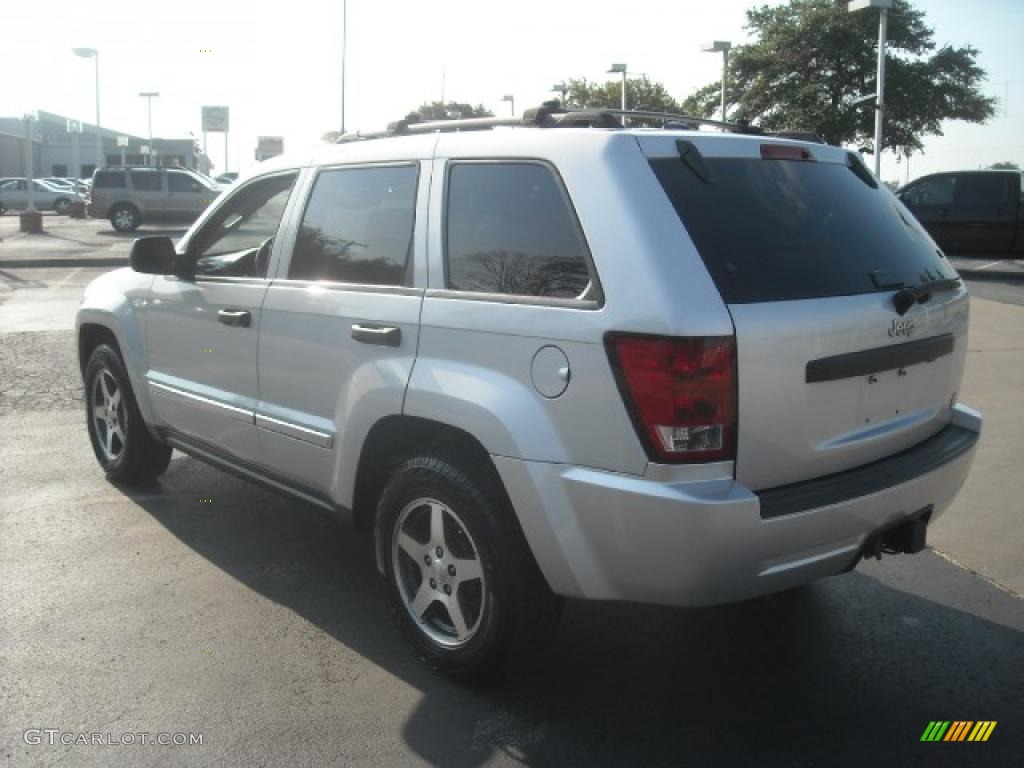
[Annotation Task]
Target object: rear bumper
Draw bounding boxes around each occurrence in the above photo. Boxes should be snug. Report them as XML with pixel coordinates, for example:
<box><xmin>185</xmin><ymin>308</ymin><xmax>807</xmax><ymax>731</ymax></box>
<box><xmin>495</xmin><ymin>404</ymin><xmax>982</xmax><ymax>607</ymax></box>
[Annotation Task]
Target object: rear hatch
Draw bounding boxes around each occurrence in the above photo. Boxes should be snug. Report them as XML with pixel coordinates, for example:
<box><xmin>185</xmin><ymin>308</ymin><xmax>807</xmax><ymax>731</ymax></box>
<box><xmin>640</xmin><ymin>134</ymin><xmax>968</xmax><ymax>490</ymax></box>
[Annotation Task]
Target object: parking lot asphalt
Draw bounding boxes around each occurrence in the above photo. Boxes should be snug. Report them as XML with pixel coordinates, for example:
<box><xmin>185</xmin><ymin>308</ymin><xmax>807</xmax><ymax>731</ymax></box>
<box><xmin>1</xmin><ymin>216</ymin><xmax>1022</xmax><ymax>766</ymax></box>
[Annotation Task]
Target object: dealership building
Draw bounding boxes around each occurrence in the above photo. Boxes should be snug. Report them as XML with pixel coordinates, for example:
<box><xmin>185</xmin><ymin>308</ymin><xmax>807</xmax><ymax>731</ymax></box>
<box><xmin>0</xmin><ymin>110</ymin><xmax>212</xmax><ymax>179</ymax></box>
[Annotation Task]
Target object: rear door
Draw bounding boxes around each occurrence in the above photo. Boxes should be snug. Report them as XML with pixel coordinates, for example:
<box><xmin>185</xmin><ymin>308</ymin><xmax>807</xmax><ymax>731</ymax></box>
<box><xmin>948</xmin><ymin>172</ymin><xmax>1016</xmax><ymax>252</ymax></box>
<box><xmin>642</xmin><ymin>136</ymin><xmax>967</xmax><ymax>490</ymax></box>
<box><xmin>256</xmin><ymin>162</ymin><xmax>425</xmax><ymax>496</ymax></box>
<box><xmin>128</xmin><ymin>169</ymin><xmax>167</xmax><ymax>219</ymax></box>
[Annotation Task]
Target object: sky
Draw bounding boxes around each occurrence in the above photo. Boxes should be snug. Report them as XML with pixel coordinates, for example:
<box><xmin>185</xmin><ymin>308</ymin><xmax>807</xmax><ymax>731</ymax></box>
<box><xmin>2</xmin><ymin>0</ymin><xmax>1022</xmax><ymax>184</ymax></box>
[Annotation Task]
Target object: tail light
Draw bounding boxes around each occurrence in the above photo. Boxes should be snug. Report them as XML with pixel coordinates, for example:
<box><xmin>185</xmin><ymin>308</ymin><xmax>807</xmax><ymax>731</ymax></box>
<box><xmin>606</xmin><ymin>334</ymin><xmax>736</xmax><ymax>463</ymax></box>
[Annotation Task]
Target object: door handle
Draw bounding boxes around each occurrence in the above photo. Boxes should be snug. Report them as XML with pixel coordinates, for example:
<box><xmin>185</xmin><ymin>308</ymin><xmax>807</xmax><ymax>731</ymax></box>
<box><xmin>351</xmin><ymin>323</ymin><xmax>401</xmax><ymax>347</ymax></box>
<box><xmin>217</xmin><ymin>309</ymin><xmax>252</xmax><ymax>327</ymax></box>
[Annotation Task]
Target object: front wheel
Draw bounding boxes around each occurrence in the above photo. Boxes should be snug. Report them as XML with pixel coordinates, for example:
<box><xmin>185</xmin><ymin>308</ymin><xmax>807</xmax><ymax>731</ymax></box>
<box><xmin>84</xmin><ymin>344</ymin><xmax>172</xmax><ymax>484</ymax></box>
<box><xmin>377</xmin><ymin>454</ymin><xmax>562</xmax><ymax>679</ymax></box>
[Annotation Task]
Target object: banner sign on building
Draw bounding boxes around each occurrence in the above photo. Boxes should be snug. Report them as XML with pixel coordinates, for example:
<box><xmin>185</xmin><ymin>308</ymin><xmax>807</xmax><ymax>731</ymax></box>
<box><xmin>201</xmin><ymin>106</ymin><xmax>230</xmax><ymax>133</ymax></box>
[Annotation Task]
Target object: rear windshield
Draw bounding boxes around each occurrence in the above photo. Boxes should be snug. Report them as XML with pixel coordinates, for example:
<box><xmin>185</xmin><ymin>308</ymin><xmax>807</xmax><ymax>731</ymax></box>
<box><xmin>650</xmin><ymin>157</ymin><xmax>951</xmax><ymax>303</ymax></box>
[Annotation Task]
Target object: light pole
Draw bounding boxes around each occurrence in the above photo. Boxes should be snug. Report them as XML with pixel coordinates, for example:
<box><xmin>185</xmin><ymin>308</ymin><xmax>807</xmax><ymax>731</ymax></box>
<box><xmin>701</xmin><ymin>41</ymin><xmax>732</xmax><ymax>123</ymax></box>
<box><xmin>72</xmin><ymin>48</ymin><xmax>102</xmax><ymax>170</ymax></box>
<box><xmin>848</xmin><ymin>0</ymin><xmax>893</xmax><ymax>178</ymax></box>
<box><xmin>340</xmin><ymin>0</ymin><xmax>347</xmax><ymax>133</ymax></box>
<box><xmin>501</xmin><ymin>94</ymin><xmax>515</xmax><ymax>117</ymax></box>
<box><xmin>139</xmin><ymin>92</ymin><xmax>159</xmax><ymax>166</ymax></box>
<box><xmin>607</xmin><ymin>63</ymin><xmax>628</xmax><ymax>111</ymax></box>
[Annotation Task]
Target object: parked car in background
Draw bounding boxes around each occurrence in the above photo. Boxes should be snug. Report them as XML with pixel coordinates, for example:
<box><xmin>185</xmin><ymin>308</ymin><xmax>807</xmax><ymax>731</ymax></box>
<box><xmin>0</xmin><ymin>178</ymin><xmax>73</xmax><ymax>215</ymax></box>
<box><xmin>76</xmin><ymin>110</ymin><xmax>982</xmax><ymax>677</ymax></box>
<box><xmin>897</xmin><ymin>170</ymin><xmax>1024</xmax><ymax>253</ymax></box>
<box><xmin>88</xmin><ymin>167</ymin><xmax>221</xmax><ymax>231</ymax></box>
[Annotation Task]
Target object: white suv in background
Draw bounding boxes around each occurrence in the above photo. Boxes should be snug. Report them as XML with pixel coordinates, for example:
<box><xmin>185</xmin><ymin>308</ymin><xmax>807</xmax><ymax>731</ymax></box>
<box><xmin>76</xmin><ymin>106</ymin><xmax>982</xmax><ymax>677</ymax></box>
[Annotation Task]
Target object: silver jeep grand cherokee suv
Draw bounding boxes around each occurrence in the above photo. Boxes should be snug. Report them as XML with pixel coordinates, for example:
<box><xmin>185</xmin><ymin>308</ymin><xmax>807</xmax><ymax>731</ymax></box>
<box><xmin>76</xmin><ymin>108</ymin><xmax>982</xmax><ymax>677</ymax></box>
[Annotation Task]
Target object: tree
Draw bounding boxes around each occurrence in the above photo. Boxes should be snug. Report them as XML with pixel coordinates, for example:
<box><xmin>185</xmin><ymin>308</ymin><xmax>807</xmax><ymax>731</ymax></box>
<box><xmin>680</xmin><ymin>0</ymin><xmax>996</xmax><ymax>153</ymax></box>
<box><xmin>563</xmin><ymin>76</ymin><xmax>682</xmax><ymax>114</ymax></box>
<box><xmin>989</xmin><ymin>161</ymin><xmax>1020</xmax><ymax>170</ymax></box>
<box><xmin>406</xmin><ymin>101</ymin><xmax>493</xmax><ymax>122</ymax></box>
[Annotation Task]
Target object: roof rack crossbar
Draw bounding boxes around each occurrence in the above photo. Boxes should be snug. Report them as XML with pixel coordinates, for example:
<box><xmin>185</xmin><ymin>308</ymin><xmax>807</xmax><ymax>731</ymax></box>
<box><xmin>334</xmin><ymin>104</ymin><xmax>761</xmax><ymax>143</ymax></box>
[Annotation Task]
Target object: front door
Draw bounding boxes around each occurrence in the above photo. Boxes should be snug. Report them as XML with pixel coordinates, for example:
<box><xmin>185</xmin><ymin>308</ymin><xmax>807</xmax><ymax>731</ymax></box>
<box><xmin>145</xmin><ymin>171</ymin><xmax>300</xmax><ymax>464</ymax></box>
<box><xmin>166</xmin><ymin>169</ymin><xmax>215</xmax><ymax>219</ymax></box>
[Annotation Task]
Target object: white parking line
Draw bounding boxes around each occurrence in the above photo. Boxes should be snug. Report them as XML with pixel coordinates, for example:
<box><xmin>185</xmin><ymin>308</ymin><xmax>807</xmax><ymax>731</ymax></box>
<box><xmin>972</xmin><ymin>260</ymin><xmax>1005</xmax><ymax>271</ymax></box>
<box><xmin>54</xmin><ymin>267</ymin><xmax>82</xmax><ymax>288</ymax></box>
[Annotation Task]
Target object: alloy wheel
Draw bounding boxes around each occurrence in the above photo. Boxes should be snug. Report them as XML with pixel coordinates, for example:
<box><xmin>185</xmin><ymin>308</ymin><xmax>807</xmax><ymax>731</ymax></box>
<box><xmin>91</xmin><ymin>369</ymin><xmax>127</xmax><ymax>462</ymax></box>
<box><xmin>392</xmin><ymin>497</ymin><xmax>486</xmax><ymax>647</ymax></box>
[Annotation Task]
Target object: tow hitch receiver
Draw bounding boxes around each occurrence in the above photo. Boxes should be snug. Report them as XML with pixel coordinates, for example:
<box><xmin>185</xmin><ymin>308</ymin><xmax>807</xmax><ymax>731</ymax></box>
<box><xmin>862</xmin><ymin>507</ymin><xmax>932</xmax><ymax>561</ymax></box>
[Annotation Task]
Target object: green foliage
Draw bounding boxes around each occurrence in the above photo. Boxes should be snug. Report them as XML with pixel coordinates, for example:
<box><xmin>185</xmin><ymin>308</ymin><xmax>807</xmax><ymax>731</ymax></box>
<box><xmin>681</xmin><ymin>0</ymin><xmax>996</xmax><ymax>153</ymax></box>
<box><xmin>564</xmin><ymin>76</ymin><xmax>682</xmax><ymax>114</ymax></box>
<box><xmin>989</xmin><ymin>161</ymin><xmax>1020</xmax><ymax>170</ymax></box>
<box><xmin>408</xmin><ymin>101</ymin><xmax>493</xmax><ymax>121</ymax></box>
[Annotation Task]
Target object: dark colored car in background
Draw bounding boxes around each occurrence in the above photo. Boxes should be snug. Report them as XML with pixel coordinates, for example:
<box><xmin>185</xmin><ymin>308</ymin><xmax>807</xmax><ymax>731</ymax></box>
<box><xmin>897</xmin><ymin>170</ymin><xmax>1024</xmax><ymax>253</ymax></box>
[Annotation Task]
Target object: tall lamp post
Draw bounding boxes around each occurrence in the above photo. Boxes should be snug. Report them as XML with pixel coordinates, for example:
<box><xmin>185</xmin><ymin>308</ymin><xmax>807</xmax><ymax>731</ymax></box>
<box><xmin>701</xmin><ymin>41</ymin><xmax>732</xmax><ymax>123</ymax></box>
<box><xmin>340</xmin><ymin>0</ymin><xmax>347</xmax><ymax>133</ymax></box>
<box><xmin>607</xmin><ymin>63</ymin><xmax>628</xmax><ymax>111</ymax></box>
<box><xmin>72</xmin><ymin>48</ymin><xmax>102</xmax><ymax>170</ymax></box>
<box><xmin>139</xmin><ymin>92</ymin><xmax>160</xmax><ymax>166</ymax></box>
<box><xmin>500</xmin><ymin>94</ymin><xmax>515</xmax><ymax>117</ymax></box>
<box><xmin>848</xmin><ymin>0</ymin><xmax>893</xmax><ymax>178</ymax></box>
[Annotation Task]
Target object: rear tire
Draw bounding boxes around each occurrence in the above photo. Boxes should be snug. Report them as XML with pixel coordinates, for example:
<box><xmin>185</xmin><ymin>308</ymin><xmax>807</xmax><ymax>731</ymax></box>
<box><xmin>84</xmin><ymin>344</ymin><xmax>172</xmax><ymax>484</ymax></box>
<box><xmin>54</xmin><ymin>198</ymin><xmax>70</xmax><ymax>215</ymax></box>
<box><xmin>377</xmin><ymin>453</ymin><xmax>562</xmax><ymax>679</ymax></box>
<box><xmin>109</xmin><ymin>203</ymin><xmax>141</xmax><ymax>232</ymax></box>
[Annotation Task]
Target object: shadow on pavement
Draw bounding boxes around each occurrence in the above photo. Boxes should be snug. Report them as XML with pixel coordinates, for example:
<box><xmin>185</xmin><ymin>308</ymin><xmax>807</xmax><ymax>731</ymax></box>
<box><xmin>126</xmin><ymin>454</ymin><xmax>1022</xmax><ymax>767</ymax></box>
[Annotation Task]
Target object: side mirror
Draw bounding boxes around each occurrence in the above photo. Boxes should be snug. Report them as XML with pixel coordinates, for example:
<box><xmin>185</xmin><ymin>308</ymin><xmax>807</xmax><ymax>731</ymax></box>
<box><xmin>191</xmin><ymin>182</ymin><xmax>201</xmax><ymax>192</ymax></box>
<box><xmin>130</xmin><ymin>236</ymin><xmax>183</xmax><ymax>276</ymax></box>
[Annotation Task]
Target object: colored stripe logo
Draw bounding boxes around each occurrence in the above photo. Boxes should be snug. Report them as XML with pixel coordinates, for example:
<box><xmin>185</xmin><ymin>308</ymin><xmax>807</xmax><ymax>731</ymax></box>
<box><xmin>921</xmin><ymin>721</ymin><xmax>997</xmax><ymax>742</ymax></box>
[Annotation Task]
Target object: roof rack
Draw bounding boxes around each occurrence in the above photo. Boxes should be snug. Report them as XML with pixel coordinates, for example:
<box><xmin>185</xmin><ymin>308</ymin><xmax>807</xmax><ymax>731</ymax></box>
<box><xmin>334</xmin><ymin>103</ymin><xmax>762</xmax><ymax>143</ymax></box>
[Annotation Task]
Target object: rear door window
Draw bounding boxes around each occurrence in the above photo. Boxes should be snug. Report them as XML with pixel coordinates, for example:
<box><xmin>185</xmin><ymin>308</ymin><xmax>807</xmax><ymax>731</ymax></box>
<box><xmin>445</xmin><ymin>162</ymin><xmax>594</xmax><ymax>300</ymax></box>
<box><xmin>130</xmin><ymin>171</ymin><xmax>162</xmax><ymax>192</ymax></box>
<box><xmin>288</xmin><ymin>164</ymin><xmax>418</xmax><ymax>286</ymax></box>
<box><xmin>650</xmin><ymin>156</ymin><xmax>951</xmax><ymax>304</ymax></box>
<box><xmin>953</xmin><ymin>174</ymin><xmax>1009</xmax><ymax>206</ymax></box>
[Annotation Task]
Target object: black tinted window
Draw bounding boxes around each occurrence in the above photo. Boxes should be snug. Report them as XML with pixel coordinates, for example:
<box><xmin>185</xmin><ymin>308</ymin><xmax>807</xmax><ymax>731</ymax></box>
<box><xmin>445</xmin><ymin>163</ymin><xmax>592</xmax><ymax>298</ymax></box>
<box><xmin>651</xmin><ymin>157</ymin><xmax>952</xmax><ymax>303</ymax></box>
<box><xmin>130</xmin><ymin>171</ymin><xmax>161</xmax><ymax>191</ymax></box>
<box><xmin>289</xmin><ymin>165</ymin><xmax>418</xmax><ymax>285</ymax></box>
<box><xmin>953</xmin><ymin>174</ymin><xmax>1009</xmax><ymax>205</ymax></box>
<box><xmin>93</xmin><ymin>170</ymin><xmax>126</xmax><ymax>189</ymax></box>
<box><xmin>903</xmin><ymin>176</ymin><xmax>954</xmax><ymax>206</ymax></box>
<box><xmin>168</xmin><ymin>171</ymin><xmax>199</xmax><ymax>193</ymax></box>
<box><xmin>191</xmin><ymin>173</ymin><xmax>297</xmax><ymax>278</ymax></box>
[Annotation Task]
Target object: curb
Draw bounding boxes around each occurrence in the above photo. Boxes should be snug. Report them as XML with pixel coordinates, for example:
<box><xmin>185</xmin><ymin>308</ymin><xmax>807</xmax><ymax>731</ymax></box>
<box><xmin>0</xmin><ymin>257</ymin><xmax>128</xmax><ymax>269</ymax></box>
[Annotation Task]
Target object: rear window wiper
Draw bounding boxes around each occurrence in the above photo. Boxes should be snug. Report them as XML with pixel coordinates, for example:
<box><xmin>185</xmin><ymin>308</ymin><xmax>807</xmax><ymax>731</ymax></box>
<box><xmin>892</xmin><ymin>277</ymin><xmax>961</xmax><ymax>315</ymax></box>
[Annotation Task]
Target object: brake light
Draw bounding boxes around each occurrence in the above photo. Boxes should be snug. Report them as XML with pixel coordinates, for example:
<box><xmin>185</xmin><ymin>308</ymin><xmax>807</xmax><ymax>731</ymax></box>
<box><xmin>607</xmin><ymin>335</ymin><xmax>736</xmax><ymax>463</ymax></box>
<box><xmin>760</xmin><ymin>144</ymin><xmax>815</xmax><ymax>161</ymax></box>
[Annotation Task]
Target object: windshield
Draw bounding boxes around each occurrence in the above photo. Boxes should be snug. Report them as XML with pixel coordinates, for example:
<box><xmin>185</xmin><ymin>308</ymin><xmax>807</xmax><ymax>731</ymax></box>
<box><xmin>650</xmin><ymin>157</ymin><xmax>953</xmax><ymax>303</ymax></box>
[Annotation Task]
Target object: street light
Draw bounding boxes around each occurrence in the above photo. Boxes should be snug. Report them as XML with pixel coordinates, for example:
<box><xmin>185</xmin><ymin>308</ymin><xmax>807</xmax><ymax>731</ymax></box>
<box><xmin>607</xmin><ymin>63</ymin><xmax>627</xmax><ymax>111</ymax></box>
<box><xmin>72</xmin><ymin>47</ymin><xmax>102</xmax><ymax>170</ymax></box>
<box><xmin>848</xmin><ymin>0</ymin><xmax>893</xmax><ymax>177</ymax></box>
<box><xmin>139</xmin><ymin>92</ymin><xmax>159</xmax><ymax>166</ymax></box>
<box><xmin>340</xmin><ymin>0</ymin><xmax>347</xmax><ymax>133</ymax></box>
<box><xmin>701</xmin><ymin>41</ymin><xmax>732</xmax><ymax>123</ymax></box>
<box><xmin>501</xmin><ymin>94</ymin><xmax>515</xmax><ymax>117</ymax></box>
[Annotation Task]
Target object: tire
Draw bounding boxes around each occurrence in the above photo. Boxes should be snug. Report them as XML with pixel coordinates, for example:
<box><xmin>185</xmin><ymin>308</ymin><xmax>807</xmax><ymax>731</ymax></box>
<box><xmin>109</xmin><ymin>203</ymin><xmax>141</xmax><ymax>232</ymax></box>
<box><xmin>84</xmin><ymin>344</ymin><xmax>172</xmax><ymax>484</ymax></box>
<box><xmin>54</xmin><ymin>198</ymin><xmax>70</xmax><ymax>215</ymax></box>
<box><xmin>377</xmin><ymin>453</ymin><xmax>562</xmax><ymax>679</ymax></box>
